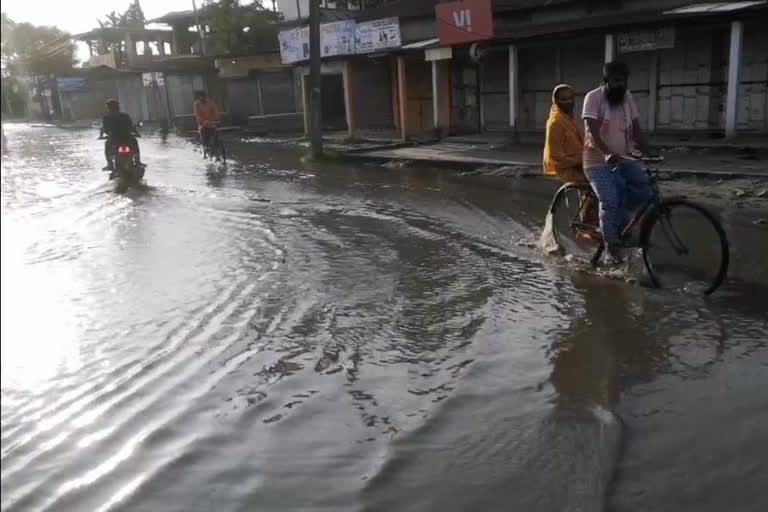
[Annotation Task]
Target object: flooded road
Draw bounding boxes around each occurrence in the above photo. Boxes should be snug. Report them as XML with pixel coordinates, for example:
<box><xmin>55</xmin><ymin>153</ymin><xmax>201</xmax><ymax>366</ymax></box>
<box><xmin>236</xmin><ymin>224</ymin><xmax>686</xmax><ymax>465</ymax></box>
<box><xmin>2</xmin><ymin>124</ymin><xmax>767</xmax><ymax>512</ymax></box>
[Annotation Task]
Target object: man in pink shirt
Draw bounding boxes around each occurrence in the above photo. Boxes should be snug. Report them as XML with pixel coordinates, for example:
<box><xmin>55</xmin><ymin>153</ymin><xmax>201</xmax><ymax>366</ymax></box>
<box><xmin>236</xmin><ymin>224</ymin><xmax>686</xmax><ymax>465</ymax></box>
<box><xmin>583</xmin><ymin>61</ymin><xmax>654</xmax><ymax>263</ymax></box>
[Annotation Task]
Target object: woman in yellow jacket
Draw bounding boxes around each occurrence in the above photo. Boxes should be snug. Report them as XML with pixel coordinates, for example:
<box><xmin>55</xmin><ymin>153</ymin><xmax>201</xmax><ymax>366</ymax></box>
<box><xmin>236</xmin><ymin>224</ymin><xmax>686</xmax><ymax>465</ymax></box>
<box><xmin>543</xmin><ymin>84</ymin><xmax>596</xmax><ymax>224</ymax></box>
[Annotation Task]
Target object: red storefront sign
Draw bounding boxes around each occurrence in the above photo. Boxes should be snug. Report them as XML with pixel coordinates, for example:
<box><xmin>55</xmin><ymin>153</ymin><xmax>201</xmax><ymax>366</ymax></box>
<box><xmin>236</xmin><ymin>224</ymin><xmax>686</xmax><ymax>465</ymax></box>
<box><xmin>435</xmin><ymin>0</ymin><xmax>494</xmax><ymax>46</ymax></box>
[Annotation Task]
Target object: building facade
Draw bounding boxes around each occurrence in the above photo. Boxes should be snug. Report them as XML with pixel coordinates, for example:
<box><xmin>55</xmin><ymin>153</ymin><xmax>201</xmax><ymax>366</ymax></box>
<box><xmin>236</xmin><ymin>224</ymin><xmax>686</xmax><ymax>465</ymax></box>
<box><xmin>283</xmin><ymin>0</ymin><xmax>768</xmax><ymax>140</ymax></box>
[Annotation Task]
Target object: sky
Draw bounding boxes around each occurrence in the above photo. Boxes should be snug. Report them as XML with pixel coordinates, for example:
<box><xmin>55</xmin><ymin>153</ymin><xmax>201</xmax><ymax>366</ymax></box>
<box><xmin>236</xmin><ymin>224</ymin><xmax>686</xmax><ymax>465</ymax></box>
<box><xmin>2</xmin><ymin>0</ymin><xmax>196</xmax><ymax>35</ymax></box>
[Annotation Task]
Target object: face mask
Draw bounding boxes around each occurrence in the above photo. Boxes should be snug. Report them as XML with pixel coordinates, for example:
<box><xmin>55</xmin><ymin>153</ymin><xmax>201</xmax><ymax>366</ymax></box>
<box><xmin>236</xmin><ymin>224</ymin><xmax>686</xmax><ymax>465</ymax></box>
<box><xmin>557</xmin><ymin>100</ymin><xmax>574</xmax><ymax>114</ymax></box>
<box><xmin>605</xmin><ymin>85</ymin><xmax>626</xmax><ymax>105</ymax></box>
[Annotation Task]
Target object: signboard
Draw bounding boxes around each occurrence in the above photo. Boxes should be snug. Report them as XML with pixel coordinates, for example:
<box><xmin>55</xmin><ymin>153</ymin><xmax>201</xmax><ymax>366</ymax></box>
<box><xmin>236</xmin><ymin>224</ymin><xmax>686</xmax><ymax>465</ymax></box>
<box><xmin>142</xmin><ymin>72</ymin><xmax>165</xmax><ymax>87</ymax></box>
<box><xmin>435</xmin><ymin>0</ymin><xmax>494</xmax><ymax>46</ymax></box>
<box><xmin>279</xmin><ymin>26</ymin><xmax>310</xmax><ymax>64</ymax></box>
<box><xmin>321</xmin><ymin>20</ymin><xmax>356</xmax><ymax>58</ymax></box>
<box><xmin>618</xmin><ymin>27</ymin><xmax>675</xmax><ymax>53</ymax></box>
<box><xmin>425</xmin><ymin>47</ymin><xmax>453</xmax><ymax>61</ymax></box>
<box><xmin>356</xmin><ymin>17</ymin><xmax>401</xmax><ymax>53</ymax></box>
<box><xmin>56</xmin><ymin>77</ymin><xmax>88</xmax><ymax>93</ymax></box>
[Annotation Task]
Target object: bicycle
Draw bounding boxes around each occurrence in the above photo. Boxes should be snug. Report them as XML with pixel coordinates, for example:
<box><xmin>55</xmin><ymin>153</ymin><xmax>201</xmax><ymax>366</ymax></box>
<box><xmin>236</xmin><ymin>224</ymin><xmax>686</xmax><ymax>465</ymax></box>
<box><xmin>547</xmin><ymin>155</ymin><xmax>729</xmax><ymax>295</ymax></box>
<box><xmin>200</xmin><ymin>122</ymin><xmax>227</xmax><ymax>163</ymax></box>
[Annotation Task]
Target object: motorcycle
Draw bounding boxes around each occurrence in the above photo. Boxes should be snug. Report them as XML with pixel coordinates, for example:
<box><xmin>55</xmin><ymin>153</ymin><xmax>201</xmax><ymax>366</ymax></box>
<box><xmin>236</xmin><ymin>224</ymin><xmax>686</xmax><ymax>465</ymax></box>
<box><xmin>98</xmin><ymin>127</ymin><xmax>145</xmax><ymax>188</ymax></box>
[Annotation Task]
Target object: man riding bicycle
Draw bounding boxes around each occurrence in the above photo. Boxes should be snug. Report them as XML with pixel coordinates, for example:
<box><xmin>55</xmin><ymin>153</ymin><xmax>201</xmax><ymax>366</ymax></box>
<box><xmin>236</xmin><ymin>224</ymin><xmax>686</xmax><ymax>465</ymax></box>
<box><xmin>194</xmin><ymin>90</ymin><xmax>220</xmax><ymax>150</ymax></box>
<box><xmin>582</xmin><ymin>61</ymin><xmax>655</xmax><ymax>264</ymax></box>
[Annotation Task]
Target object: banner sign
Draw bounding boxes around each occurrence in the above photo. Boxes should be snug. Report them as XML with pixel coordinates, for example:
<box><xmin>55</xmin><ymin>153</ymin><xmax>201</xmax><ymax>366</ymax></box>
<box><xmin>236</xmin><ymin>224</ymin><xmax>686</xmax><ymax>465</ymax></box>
<box><xmin>279</xmin><ymin>18</ymin><xmax>402</xmax><ymax>63</ymax></box>
<box><xmin>435</xmin><ymin>0</ymin><xmax>494</xmax><ymax>46</ymax></box>
<box><xmin>142</xmin><ymin>72</ymin><xmax>165</xmax><ymax>87</ymax></box>
<box><xmin>56</xmin><ymin>77</ymin><xmax>88</xmax><ymax>93</ymax></box>
<box><xmin>321</xmin><ymin>20</ymin><xmax>356</xmax><ymax>58</ymax></box>
<box><xmin>618</xmin><ymin>27</ymin><xmax>675</xmax><ymax>53</ymax></box>
<box><xmin>356</xmin><ymin>17</ymin><xmax>401</xmax><ymax>53</ymax></box>
<box><xmin>279</xmin><ymin>26</ymin><xmax>310</xmax><ymax>64</ymax></box>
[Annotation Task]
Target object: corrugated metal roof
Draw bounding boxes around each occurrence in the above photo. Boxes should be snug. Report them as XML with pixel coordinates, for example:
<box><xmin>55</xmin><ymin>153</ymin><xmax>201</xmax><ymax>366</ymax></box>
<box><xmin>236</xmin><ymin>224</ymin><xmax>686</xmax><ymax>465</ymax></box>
<box><xmin>664</xmin><ymin>1</ymin><xmax>766</xmax><ymax>14</ymax></box>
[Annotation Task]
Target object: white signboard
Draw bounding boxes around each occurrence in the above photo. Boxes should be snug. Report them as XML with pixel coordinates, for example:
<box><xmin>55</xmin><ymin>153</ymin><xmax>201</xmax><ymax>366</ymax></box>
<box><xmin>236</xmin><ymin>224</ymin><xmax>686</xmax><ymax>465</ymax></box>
<box><xmin>618</xmin><ymin>27</ymin><xmax>675</xmax><ymax>53</ymax></box>
<box><xmin>321</xmin><ymin>20</ymin><xmax>356</xmax><ymax>58</ymax></box>
<box><xmin>355</xmin><ymin>17</ymin><xmax>401</xmax><ymax>53</ymax></box>
<box><xmin>142</xmin><ymin>72</ymin><xmax>166</xmax><ymax>87</ymax></box>
<box><xmin>279</xmin><ymin>26</ymin><xmax>310</xmax><ymax>64</ymax></box>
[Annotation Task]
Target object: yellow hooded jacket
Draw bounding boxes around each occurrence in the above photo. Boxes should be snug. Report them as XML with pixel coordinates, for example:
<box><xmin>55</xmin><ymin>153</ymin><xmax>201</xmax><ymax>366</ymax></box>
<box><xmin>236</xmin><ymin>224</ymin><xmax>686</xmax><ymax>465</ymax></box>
<box><xmin>543</xmin><ymin>86</ymin><xmax>585</xmax><ymax>183</ymax></box>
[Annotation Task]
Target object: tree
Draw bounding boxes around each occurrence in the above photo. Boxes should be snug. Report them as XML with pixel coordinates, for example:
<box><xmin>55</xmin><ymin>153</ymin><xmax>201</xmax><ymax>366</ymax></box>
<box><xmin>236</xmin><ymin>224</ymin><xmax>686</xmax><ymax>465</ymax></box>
<box><xmin>202</xmin><ymin>1</ymin><xmax>282</xmax><ymax>56</ymax></box>
<box><xmin>1</xmin><ymin>12</ymin><xmax>76</xmax><ymax>118</ymax></box>
<box><xmin>97</xmin><ymin>1</ymin><xmax>146</xmax><ymax>29</ymax></box>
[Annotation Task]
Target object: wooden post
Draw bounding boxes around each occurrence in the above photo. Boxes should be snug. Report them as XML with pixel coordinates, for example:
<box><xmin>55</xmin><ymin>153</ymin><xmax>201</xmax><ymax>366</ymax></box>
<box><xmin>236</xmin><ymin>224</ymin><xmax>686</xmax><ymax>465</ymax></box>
<box><xmin>508</xmin><ymin>45</ymin><xmax>518</xmax><ymax>132</ymax></box>
<box><xmin>391</xmin><ymin>56</ymin><xmax>400</xmax><ymax>131</ymax></box>
<box><xmin>309</xmin><ymin>0</ymin><xmax>323</xmax><ymax>156</ymax></box>
<box><xmin>397</xmin><ymin>56</ymin><xmax>408</xmax><ymax>140</ymax></box>
<box><xmin>343</xmin><ymin>61</ymin><xmax>355</xmax><ymax>137</ymax></box>
<box><xmin>431</xmin><ymin>60</ymin><xmax>440</xmax><ymax>132</ymax></box>
<box><xmin>725</xmin><ymin>21</ymin><xmax>743</xmax><ymax>139</ymax></box>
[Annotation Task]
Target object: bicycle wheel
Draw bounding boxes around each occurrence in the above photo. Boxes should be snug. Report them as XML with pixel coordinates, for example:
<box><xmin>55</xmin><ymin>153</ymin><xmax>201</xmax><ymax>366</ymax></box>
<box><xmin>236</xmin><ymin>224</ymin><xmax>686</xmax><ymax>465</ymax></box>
<box><xmin>641</xmin><ymin>199</ymin><xmax>729</xmax><ymax>294</ymax></box>
<box><xmin>550</xmin><ymin>183</ymin><xmax>601</xmax><ymax>257</ymax></box>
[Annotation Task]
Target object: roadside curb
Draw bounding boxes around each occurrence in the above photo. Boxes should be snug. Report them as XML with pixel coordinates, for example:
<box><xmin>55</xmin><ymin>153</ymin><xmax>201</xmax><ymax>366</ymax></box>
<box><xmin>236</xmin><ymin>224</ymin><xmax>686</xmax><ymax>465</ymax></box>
<box><xmin>340</xmin><ymin>151</ymin><xmax>768</xmax><ymax>180</ymax></box>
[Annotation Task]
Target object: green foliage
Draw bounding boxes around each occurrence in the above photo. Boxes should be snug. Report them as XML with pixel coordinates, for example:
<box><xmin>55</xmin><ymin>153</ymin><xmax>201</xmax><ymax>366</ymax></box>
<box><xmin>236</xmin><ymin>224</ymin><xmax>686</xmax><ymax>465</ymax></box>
<box><xmin>1</xmin><ymin>12</ymin><xmax>76</xmax><ymax>76</ymax></box>
<box><xmin>98</xmin><ymin>1</ymin><xmax>147</xmax><ymax>29</ymax></box>
<box><xmin>202</xmin><ymin>1</ymin><xmax>283</xmax><ymax>56</ymax></box>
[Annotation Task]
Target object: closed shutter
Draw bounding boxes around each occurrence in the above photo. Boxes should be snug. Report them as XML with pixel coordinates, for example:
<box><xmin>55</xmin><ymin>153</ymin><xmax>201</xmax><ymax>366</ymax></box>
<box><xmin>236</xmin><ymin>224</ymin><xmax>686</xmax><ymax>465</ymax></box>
<box><xmin>481</xmin><ymin>51</ymin><xmax>509</xmax><ymax>130</ymax></box>
<box><xmin>226</xmin><ymin>78</ymin><xmax>262</xmax><ymax>124</ymax></box>
<box><xmin>353</xmin><ymin>59</ymin><xmax>394</xmax><ymax>130</ymax></box>
<box><xmin>257</xmin><ymin>70</ymin><xmax>296</xmax><ymax>115</ymax></box>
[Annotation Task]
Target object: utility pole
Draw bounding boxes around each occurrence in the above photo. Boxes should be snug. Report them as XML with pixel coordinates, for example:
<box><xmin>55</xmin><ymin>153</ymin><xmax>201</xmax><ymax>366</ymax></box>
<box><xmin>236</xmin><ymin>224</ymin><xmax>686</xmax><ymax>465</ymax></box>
<box><xmin>191</xmin><ymin>0</ymin><xmax>207</xmax><ymax>56</ymax></box>
<box><xmin>309</xmin><ymin>0</ymin><xmax>323</xmax><ymax>157</ymax></box>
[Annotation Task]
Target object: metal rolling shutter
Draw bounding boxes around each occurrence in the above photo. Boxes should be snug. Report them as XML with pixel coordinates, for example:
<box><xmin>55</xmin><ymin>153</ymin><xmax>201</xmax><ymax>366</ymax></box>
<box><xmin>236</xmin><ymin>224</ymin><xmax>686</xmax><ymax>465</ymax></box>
<box><xmin>353</xmin><ymin>59</ymin><xmax>394</xmax><ymax>130</ymax></box>
<box><xmin>482</xmin><ymin>51</ymin><xmax>510</xmax><ymax>130</ymax></box>
<box><xmin>226</xmin><ymin>78</ymin><xmax>262</xmax><ymax>124</ymax></box>
<box><xmin>257</xmin><ymin>70</ymin><xmax>296</xmax><ymax>116</ymax></box>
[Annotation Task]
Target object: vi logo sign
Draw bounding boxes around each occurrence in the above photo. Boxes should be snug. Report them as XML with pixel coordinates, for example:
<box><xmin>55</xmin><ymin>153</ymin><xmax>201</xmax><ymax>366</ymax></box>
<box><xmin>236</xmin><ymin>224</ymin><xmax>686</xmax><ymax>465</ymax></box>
<box><xmin>453</xmin><ymin>9</ymin><xmax>473</xmax><ymax>32</ymax></box>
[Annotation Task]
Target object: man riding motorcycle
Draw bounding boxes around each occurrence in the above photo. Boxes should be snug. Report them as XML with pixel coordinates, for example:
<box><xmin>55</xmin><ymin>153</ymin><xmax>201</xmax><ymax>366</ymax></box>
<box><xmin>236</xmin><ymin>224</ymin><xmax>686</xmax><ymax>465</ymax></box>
<box><xmin>100</xmin><ymin>99</ymin><xmax>142</xmax><ymax>171</ymax></box>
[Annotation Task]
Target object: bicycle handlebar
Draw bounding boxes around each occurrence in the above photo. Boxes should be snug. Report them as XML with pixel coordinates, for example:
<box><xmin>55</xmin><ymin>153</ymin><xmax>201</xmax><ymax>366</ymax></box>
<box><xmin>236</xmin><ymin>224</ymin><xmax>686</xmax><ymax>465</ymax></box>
<box><xmin>619</xmin><ymin>154</ymin><xmax>664</xmax><ymax>164</ymax></box>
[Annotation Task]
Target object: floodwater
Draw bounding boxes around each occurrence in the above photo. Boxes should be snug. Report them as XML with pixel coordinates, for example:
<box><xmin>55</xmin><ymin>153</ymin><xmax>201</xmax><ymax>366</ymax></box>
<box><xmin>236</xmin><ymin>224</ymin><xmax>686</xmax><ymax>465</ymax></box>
<box><xmin>1</xmin><ymin>124</ymin><xmax>767</xmax><ymax>512</ymax></box>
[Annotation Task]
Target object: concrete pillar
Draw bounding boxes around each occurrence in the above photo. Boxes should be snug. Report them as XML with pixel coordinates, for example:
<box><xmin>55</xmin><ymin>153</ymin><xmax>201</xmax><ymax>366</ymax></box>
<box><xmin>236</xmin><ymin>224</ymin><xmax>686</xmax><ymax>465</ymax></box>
<box><xmin>508</xmin><ymin>44</ymin><xmax>518</xmax><ymax>131</ymax></box>
<box><xmin>172</xmin><ymin>25</ymin><xmax>190</xmax><ymax>55</ymax></box>
<box><xmin>158</xmin><ymin>39</ymin><xmax>166</xmax><ymax>56</ymax></box>
<box><xmin>431</xmin><ymin>60</ymin><xmax>440</xmax><ymax>132</ymax></box>
<box><xmin>125</xmin><ymin>33</ymin><xmax>137</xmax><ymax>66</ymax></box>
<box><xmin>343</xmin><ymin>61</ymin><xmax>356</xmax><ymax>137</ymax></box>
<box><xmin>648</xmin><ymin>52</ymin><xmax>659</xmax><ymax>134</ymax></box>
<box><xmin>605</xmin><ymin>33</ymin><xmax>615</xmax><ymax>63</ymax></box>
<box><xmin>397</xmin><ymin>56</ymin><xmax>408</xmax><ymax>140</ymax></box>
<box><xmin>725</xmin><ymin>20</ymin><xmax>743</xmax><ymax>139</ymax></box>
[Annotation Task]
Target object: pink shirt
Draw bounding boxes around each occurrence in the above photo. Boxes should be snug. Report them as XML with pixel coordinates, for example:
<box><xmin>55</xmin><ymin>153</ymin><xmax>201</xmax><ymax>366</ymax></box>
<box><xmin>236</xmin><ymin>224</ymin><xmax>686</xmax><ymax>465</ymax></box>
<box><xmin>582</xmin><ymin>86</ymin><xmax>639</xmax><ymax>168</ymax></box>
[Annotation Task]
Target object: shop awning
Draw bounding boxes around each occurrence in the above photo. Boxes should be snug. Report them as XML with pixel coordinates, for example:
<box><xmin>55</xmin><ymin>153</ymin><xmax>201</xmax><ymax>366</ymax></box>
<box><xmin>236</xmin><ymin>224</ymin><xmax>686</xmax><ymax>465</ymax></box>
<box><xmin>401</xmin><ymin>38</ymin><xmax>440</xmax><ymax>50</ymax></box>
